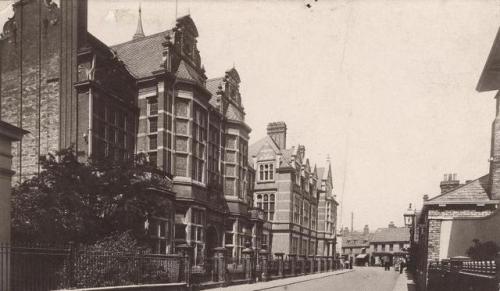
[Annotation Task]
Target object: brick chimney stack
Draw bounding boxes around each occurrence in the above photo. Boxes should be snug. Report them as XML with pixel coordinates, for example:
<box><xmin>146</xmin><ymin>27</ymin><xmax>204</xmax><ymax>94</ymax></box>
<box><xmin>440</xmin><ymin>173</ymin><xmax>460</xmax><ymax>194</ymax></box>
<box><xmin>267</xmin><ymin>122</ymin><xmax>287</xmax><ymax>149</ymax></box>
<box><xmin>388</xmin><ymin>221</ymin><xmax>396</xmax><ymax>228</ymax></box>
<box><xmin>490</xmin><ymin>95</ymin><xmax>500</xmax><ymax>200</ymax></box>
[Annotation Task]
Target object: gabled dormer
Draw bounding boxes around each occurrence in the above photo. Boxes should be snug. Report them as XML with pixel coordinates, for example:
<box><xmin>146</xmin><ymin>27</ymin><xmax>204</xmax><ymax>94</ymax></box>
<box><xmin>173</xmin><ymin>15</ymin><xmax>202</xmax><ymax>69</ymax></box>
<box><xmin>224</xmin><ymin>68</ymin><xmax>242</xmax><ymax>107</ymax></box>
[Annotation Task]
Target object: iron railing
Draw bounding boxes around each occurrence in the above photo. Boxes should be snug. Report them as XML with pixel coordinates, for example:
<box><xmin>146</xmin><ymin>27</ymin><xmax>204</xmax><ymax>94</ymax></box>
<box><xmin>0</xmin><ymin>243</ymin><xmax>187</xmax><ymax>291</ymax></box>
<box><xmin>427</xmin><ymin>259</ymin><xmax>498</xmax><ymax>291</ymax></box>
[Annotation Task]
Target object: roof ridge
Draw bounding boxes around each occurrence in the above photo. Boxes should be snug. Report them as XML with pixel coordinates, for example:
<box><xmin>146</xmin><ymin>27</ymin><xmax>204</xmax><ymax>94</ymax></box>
<box><xmin>111</xmin><ymin>30</ymin><xmax>171</xmax><ymax>48</ymax></box>
<box><xmin>426</xmin><ymin>174</ymin><xmax>489</xmax><ymax>202</ymax></box>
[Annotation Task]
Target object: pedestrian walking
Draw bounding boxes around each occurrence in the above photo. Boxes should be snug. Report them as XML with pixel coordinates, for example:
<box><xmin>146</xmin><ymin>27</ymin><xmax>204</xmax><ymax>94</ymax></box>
<box><xmin>400</xmin><ymin>260</ymin><xmax>406</xmax><ymax>274</ymax></box>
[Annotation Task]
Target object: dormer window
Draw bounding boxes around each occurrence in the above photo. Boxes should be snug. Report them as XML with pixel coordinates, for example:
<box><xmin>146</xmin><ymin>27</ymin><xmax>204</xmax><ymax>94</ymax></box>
<box><xmin>258</xmin><ymin>162</ymin><xmax>274</xmax><ymax>182</ymax></box>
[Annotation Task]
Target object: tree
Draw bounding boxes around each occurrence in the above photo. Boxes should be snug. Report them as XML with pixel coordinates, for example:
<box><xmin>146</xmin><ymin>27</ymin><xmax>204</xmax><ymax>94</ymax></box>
<box><xmin>466</xmin><ymin>239</ymin><xmax>499</xmax><ymax>260</ymax></box>
<box><xmin>11</xmin><ymin>148</ymin><xmax>172</xmax><ymax>245</ymax></box>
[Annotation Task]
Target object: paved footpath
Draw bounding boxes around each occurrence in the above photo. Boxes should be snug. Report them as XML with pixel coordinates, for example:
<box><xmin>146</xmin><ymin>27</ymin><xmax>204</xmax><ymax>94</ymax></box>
<box><xmin>205</xmin><ymin>267</ymin><xmax>416</xmax><ymax>291</ymax></box>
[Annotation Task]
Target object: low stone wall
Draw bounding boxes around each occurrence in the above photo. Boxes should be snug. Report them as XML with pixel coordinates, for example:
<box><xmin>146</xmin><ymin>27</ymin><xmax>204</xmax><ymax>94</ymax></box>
<box><xmin>54</xmin><ymin>282</ymin><xmax>188</xmax><ymax>291</ymax></box>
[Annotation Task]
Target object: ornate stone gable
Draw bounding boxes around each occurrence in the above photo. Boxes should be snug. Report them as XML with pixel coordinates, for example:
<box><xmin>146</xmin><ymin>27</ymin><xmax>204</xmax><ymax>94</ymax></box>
<box><xmin>256</xmin><ymin>142</ymin><xmax>277</xmax><ymax>161</ymax></box>
<box><xmin>1</xmin><ymin>0</ymin><xmax>60</xmax><ymax>44</ymax></box>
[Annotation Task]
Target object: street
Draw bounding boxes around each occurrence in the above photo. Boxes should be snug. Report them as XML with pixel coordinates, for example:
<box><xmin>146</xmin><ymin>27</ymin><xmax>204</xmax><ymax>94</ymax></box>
<box><xmin>262</xmin><ymin>267</ymin><xmax>403</xmax><ymax>291</ymax></box>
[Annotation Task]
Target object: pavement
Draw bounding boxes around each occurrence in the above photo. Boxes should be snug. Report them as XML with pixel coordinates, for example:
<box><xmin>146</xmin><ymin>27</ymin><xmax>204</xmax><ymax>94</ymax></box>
<box><xmin>204</xmin><ymin>267</ymin><xmax>417</xmax><ymax>291</ymax></box>
<box><xmin>392</xmin><ymin>270</ymin><xmax>416</xmax><ymax>291</ymax></box>
<box><xmin>204</xmin><ymin>269</ymin><xmax>353</xmax><ymax>291</ymax></box>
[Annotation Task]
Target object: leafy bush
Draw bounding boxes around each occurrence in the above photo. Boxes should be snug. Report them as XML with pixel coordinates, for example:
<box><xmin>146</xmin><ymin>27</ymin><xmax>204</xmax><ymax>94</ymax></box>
<box><xmin>11</xmin><ymin>147</ymin><xmax>172</xmax><ymax>245</ymax></box>
<box><xmin>466</xmin><ymin>239</ymin><xmax>499</xmax><ymax>260</ymax></box>
<box><xmin>73</xmin><ymin>232</ymin><xmax>170</xmax><ymax>288</ymax></box>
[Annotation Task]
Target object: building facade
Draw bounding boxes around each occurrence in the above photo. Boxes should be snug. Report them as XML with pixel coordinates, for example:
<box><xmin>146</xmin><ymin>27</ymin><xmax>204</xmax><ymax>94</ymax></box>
<box><xmin>369</xmin><ymin>223</ymin><xmax>410</xmax><ymax>266</ymax></box>
<box><xmin>0</xmin><ymin>0</ymin><xmax>270</xmax><ymax>265</ymax></box>
<box><xmin>249</xmin><ymin>122</ymin><xmax>339</xmax><ymax>256</ymax></box>
<box><xmin>340</xmin><ymin>226</ymin><xmax>372</xmax><ymax>265</ymax></box>
<box><xmin>413</xmin><ymin>174</ymin><xmax>497</xmax><ymax>290</ymax></box>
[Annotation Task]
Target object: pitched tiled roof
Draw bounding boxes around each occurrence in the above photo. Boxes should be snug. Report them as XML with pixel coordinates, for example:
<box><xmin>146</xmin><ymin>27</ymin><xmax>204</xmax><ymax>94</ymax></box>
<box><xmin>111</xmin><ymin>31</ymin><xmax>171</xmax><ymax>79</ymax></box>
<box><xmin>342</xmin><ymin>232</ymin><xmax>372</xmax><ymax>247</ymax></box>
<box><xmin>206</xmin><ymin>77</ymin><xmax>224</xmax><ymax>107</ymax></box>
<box><xmin>371</xmin><ymin>227</ymin><xmax>410</xmax><ymax>243</ymax></box>
<box><xmin>317</xmin><ymin>167</ymin><xmax>325</xmax><ymax>187</ymax></box>
<box><xmin>249</xmin><ymin>136</ymin><xmax>270</xmax><ymax>159</ymax></box>
<box><xmin>175</xmin><ymin>59</ymin><xmax>205</xmax><ymax>84</ymax></box>
<box><xmin>426</xmin><ymin>174</ymin><xmax>497</xmax><ymax>205</ymax></box>
<box><xmin>279</xmin><ymin>148</ymin><xmax>295</xmax><ymax>167</ymax></box>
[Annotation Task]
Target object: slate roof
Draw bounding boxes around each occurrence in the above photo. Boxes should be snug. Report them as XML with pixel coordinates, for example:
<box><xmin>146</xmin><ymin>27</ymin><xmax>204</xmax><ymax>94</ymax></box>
<box><xmin>249</xmin><ymin>136</ymin><xmax>270</xmax><ymax>159</ymax></box>
<box><xmin>111</xmin><ymin>31</ymin><xmax>171</xmax><ymax>79</ymax></box>
<box><xmin>206</xmin><ymin>77</ymin><xmax>224</xmax><ymax>107</ymax></box>
<box><xmin>477</xmin><ymin>27</ymin><xmax>500</xmax><ymax>92</ymax></box>
<box><xmin>317</xmin><ymin>167</ymin><xmax>325</xmax><ymax>187</ymax></box>
<box><xmin>371</xmin><ymin>227</ymin><xmax>410</xmax><ymax>243</ymax></box>
<box><xmin>425</xmin><ymin>174</ymin><xmax>498</xmax><ymax>205</ymax></box>
<box><xmin>279</xmin><ymin>148</ymin><xmax>295</xmax><ymax>168</ymax></box>
<box><xmin>342</xmin><ymin>232</ymin><xmax>372</xmax><ymax>248</ymax></box>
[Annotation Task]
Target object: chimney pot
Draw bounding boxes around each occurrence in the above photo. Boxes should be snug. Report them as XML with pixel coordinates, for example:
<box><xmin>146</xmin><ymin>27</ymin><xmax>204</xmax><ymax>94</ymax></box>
<box><xmin>267</xmin><ymin>122</ymin><xmax>287</xmax><ymax>149</ymax></box>
<box><xmin>440</xmin><ymin>172</ymin><xmax>460</xmax><ymax>194</ymax></box>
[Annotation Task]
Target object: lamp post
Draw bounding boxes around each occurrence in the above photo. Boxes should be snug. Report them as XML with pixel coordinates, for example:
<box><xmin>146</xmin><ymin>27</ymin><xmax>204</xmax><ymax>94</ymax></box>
<box><xmin>403</xmin><ymin>203</ymin><xmax>416</xmax><ymax>273</ymax></box>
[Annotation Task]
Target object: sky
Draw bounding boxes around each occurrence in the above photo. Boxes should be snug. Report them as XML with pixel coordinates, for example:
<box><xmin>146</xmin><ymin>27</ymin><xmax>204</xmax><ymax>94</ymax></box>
<box><xmin>2</xmin><ymin>0</ymin><xmax>500</xmax><ymax>231</ymax></box>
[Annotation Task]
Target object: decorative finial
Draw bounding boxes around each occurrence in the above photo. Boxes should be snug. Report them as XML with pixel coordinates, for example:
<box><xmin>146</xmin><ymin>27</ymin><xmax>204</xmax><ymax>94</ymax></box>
<box><xmin>326</xmin><ymin>154</ymin><xmax>331</xmax><ymax>164</ymax></box>
<box><xmin>133</xmin><ymin>3</ymin><xmax>145</xmax><ymax>40</ymax></box>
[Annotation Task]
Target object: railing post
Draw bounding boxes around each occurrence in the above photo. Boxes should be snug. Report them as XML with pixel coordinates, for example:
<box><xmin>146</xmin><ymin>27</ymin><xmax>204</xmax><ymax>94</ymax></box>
<box><xmin>0</xmin><ymin>243</ymin><xmax>10</xmax><ymax>291</ymax></box>
<box><xmin>288</xmin><ymin>254</ymin><xmax>297</xmax><ymax>277</ymax></box>
<box><xmin>213</xmin><ymin>247</ymin><xmax>227</xmax><ymax>286</ymax></box>
<box><xmin>495</xmin><ymin>253</ymin><xmax>500</xmax><ymax>291</ymax></box>
<box><xmin>275</xmin><ymin>252</ymin><xmax>284</xmax><ymax>278</ymax></box>
<box><xmin>177</xmin><ymin>244</ymin><xmax>194</xmax><ymax>287</ymax></box>
<box><xmin>242</xmin><ymin>247</ymin><xmax>254</xmax><ymax>284</ymax></box>
<box><xmin>68</xmin><ymin>242</ymin><xmax>77</xmax><ymax>288</ymax></box>
<box><xmin>300</xmin><ymin>255</ymin><xmax>306</xmax><ymax>275</ymax></box>
<box><xmin>259</xmin><ymin>249</ymin><xmax>269</xmax><ymax>282</ymax></box>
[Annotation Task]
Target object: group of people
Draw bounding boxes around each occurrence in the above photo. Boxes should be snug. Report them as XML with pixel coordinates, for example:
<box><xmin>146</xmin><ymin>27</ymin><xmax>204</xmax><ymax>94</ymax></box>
<box><xmin>381</xmin><ymin>257</ymin><xmax>406</xmax><ymax>273</ymax></box>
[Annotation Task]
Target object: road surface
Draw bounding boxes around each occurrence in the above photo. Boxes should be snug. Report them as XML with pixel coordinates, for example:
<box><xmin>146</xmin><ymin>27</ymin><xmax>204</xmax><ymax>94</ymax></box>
<box><xmin>262</xmin><ymin>267</ymin><xmax>402</xmax><ymax>291</ymax></box>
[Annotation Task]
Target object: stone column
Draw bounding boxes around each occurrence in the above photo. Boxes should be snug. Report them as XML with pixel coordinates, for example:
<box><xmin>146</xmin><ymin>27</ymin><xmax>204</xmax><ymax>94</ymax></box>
<box><xmin>242</xmin><ymin>247</ymin><xmax>254</xmax><ymax>284</ymax></box>
<box><xmin>275</xmin><ymin>252</ymin><xmax>284</xmax><ymax>278</ymax></box>
<box><xmin>299</xmin><ymin>255</ymin><xmax>306</xmax><ymax>275</ymax></box>
<box><xmin>213</xmin><ymin>247</ymin><xmax>227</xmax><ymax>285</ymax></box>
<box><xmin>0</xmin><ymin>121</ymin><xmax>25</xmax><ymax>290</ymax></box>
<box><xmin>316</xmin><ymin>256</ymin><xmax>321</xmax><ymax>273</ymax></box>
<box><xmin>288</xmin><ymin>254</ymin><xmax>297</xmax><ymax>276</ymax></box>
<box><xmin>259</xmin><ymin>249</ymin><xmax>270</xmax><ymax>282</ymax></box>
<box><xmin>177</xmin><ymin>244</ymin><xmax>194</xmax><ymax>286</ymax></box>
<box><xmin>309</xmin><ymin>255</ymin><xmax>315</xmax><ymax>274</ymax></box>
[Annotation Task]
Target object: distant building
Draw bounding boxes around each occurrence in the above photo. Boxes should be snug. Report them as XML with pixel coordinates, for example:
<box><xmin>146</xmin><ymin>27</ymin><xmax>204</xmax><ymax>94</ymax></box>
<box><xmin>341</xmin><ymin>225</ymin><xmax>372</xmax><ymax>265</ymax></box>
<box><xmin>369</xmin><ymin>223</ymin><xmax>410</xmax><ymax>266</ymax></box>
<box><xmin>249</xmin><ymin>122</ymin><xmax>339</xmax><ymax>256</ymax></box>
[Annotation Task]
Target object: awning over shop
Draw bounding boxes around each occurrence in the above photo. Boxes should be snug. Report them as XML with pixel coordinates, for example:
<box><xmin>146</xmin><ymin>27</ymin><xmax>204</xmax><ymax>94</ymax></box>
<box><xmin>356</xmin><ymin>254</ymin><xmax>368</xmax><ymax>259</ymax></box>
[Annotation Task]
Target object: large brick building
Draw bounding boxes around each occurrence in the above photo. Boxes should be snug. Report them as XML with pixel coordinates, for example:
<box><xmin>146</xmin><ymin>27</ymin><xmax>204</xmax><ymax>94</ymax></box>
<box><xmin>249</xmin><ymin>122</ymin><xmax>339</xmax><ymax>256</ymax></box>
<box><xmin>0</xmin><ymin>0</ymin><xmax>266</xmax><ymax>265</ymax></box>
